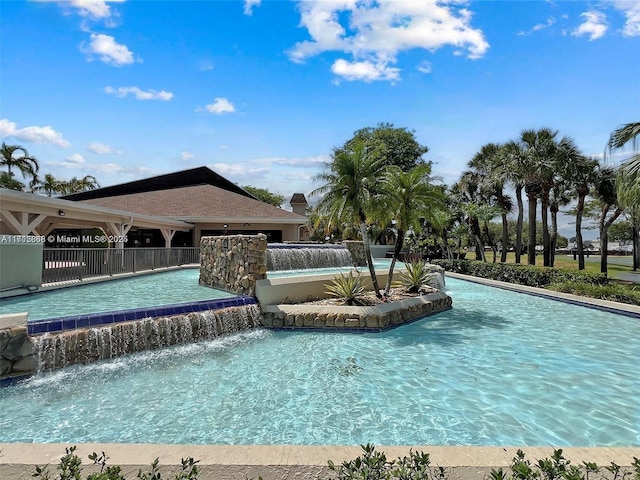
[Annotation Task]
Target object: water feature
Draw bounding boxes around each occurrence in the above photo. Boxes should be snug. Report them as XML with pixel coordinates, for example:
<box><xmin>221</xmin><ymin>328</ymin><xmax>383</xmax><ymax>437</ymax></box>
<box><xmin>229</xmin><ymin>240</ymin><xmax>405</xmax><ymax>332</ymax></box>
<box><xmin>0</xmin><ymin>277</ymin><xmax>637</xmax><ymax>446</ymax></box>
<box><xmin>34</xmin><ymin>304</ymin><xmax>262</xmax><ymax>371</ymax></box>
<box><xmin>0</xmin><ymin>269</ymin><xmax>235</xmax><ymax>321</ymax></box>
<box><xmin>266</xmin><ymin>244</ymin><xmax>354</xmax><ymax>271</ymax></box>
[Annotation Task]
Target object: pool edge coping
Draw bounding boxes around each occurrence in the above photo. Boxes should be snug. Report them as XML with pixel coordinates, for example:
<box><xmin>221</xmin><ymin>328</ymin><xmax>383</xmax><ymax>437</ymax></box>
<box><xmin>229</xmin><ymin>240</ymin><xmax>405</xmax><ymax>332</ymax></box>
<box><xmin>444</xmin><ymin>272</ymin><xmax>640</xmax><ymax>317</ymax></box>
<box><xmin>0</xmin><ymin>443</ymin><xmax>637</xmax><ymax>473</ymax></box>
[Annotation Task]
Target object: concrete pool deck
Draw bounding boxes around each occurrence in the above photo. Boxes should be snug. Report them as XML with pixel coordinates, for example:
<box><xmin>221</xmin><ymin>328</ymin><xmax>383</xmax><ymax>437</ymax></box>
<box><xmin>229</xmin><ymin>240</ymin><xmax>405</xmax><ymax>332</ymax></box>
<box><xmin>1</xmin><ymin>272</ymin><xmax>638</xmax><ymax>479</ymax></box>
<box><xmin>0</xmin><ymin>443</ymin><xmax>638</xmax><ymax>480</ymax></box>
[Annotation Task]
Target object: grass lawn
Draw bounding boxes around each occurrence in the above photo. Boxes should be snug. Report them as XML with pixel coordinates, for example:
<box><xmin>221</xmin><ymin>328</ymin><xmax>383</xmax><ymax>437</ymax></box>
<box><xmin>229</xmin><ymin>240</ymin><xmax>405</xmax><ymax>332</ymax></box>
<box><xmin>498</xmin><ymin>252</ymin><xmax>638</xmax><ymax>283</ymax></box>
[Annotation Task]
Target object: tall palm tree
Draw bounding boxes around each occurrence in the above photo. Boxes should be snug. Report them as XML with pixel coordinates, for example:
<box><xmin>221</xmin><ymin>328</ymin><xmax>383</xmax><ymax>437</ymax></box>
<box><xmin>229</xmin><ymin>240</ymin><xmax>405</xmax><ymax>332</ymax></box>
<box><xmin>616</xmin><ymin>169</ymin><xmax>640</xmax><ymax>270</ymax></box>
<box><xmin>65</xmin><ymin>175</ymin><xmax>100</xmax><ymax>193</ymax></box>
<box><xmin>607</xmin><ymin>122</ymin><xmax>640</xmax><ymax>175</ymax></box>
<box><xmin>33</xmin><ymin>173</ymin><xmax>66</xmax><ymax>197</ymax></box>
<box><xmin>311</xmin><ymin>141</ymin><xmax>384</xmax><ymax>297</ymax></box>
<box><xmin>375</xmin><ymin>164</ymin><xmax>445</xmax><ymax>295</ymax></box>
<box><xmin>499</xmin><ymin>140</ymin><xmax>527</xmax><ymax>264</ymax></box>
<box><xmin>0</xmin><ymin>142</ymin><xmax>39</xmax><ymax>186</ymax></box>
<box><xmin>566</xmin><ymin>156</ymin><xmax>600</xmax><ymax>270</ymax></box>
<box><xmin>593</xmin><ymin>165</ymin><xmax>624</xmax><ymax>275</ymax></box>
<box><xmin>468</xmin><ymin>142</ymin><xmax>513</xmax><ymax>262</ymax></box>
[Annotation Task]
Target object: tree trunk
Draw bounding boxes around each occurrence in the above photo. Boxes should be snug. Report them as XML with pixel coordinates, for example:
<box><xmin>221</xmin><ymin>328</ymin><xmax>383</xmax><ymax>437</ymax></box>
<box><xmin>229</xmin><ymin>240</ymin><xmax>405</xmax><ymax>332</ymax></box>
<box><xmin>633</xmin><ymin>221</ymin><xmax>639</xmax><ymax>272</ymax></box>
<box><xmin>541</xmin><ymin>190</ymin><xmax>551</xmax><ymax>267</ymax></box>
<box><xmin>599</xmin><ymin>206</ymin><xmax>624</xmax><ymax>275</ymax></box>
<box><xmin>359</xmin><ymin>220</ymin><xmax>381</xmax><ymax>298</ymax></box>
<box><xmin>515</xmin><ymin>185</ymin><xmax>524</xmax><ymax>264</ymax></box>
<box><xmin>549</xmin><ymin>205</ymin><xmax>558</xmax><ymax>267</ymax></box>
<box><xmin>527</xmin><ymin>192</ymin><xmax>537</xmax><ymax>265</ymax></box>
<box><xmin>470</xmin><ymin>218</ymin><xmax>486</xmax><ymax>262</ymax></box>
<box><xmin>500</xmin><ymin>212</ymin><xmax>509</xmax><ymax>263</ymax></box>
<box><xmin>384</xmin><ymin>229</ymin><xmax>405</xmax><ymax>296</ymax></box>
<box><xmin>576</xmin><ymin>194</ymin><xmax>586</xmax><ymax>270</ymax></box>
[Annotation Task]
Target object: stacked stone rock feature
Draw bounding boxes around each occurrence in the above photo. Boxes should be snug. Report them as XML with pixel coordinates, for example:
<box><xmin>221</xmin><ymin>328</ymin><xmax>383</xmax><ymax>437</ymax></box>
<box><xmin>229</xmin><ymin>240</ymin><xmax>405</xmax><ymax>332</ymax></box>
<box><xmin>342</xmin><ymin>241</ymin><xmax>367</xmax><ymax>266</ymax></box>
<box><xmin>261</xmin><ymin>291</ymin><xmax>452</xmax><ymax>331</ymax></box>
<box><xmin>0</xmin><ymin>326</ymin><xmax>37</xmax><ymax>378</ymax></box>
<box><xmin>199</xmin><ymin>234</ymin><xmax>268</xmax><ymax>295</ymax></box>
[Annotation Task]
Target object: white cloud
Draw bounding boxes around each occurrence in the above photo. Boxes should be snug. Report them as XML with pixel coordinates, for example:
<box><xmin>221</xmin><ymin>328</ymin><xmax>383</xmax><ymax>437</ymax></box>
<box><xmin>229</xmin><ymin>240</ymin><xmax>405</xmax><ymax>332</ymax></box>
<box><xmin>244</xmin><ymin>0</ymin><xmax>261</xmax><ymax>16</ymax></box>
<box><xmin>201</xmin><ymin>98</ymin><xmax>236</xmax><ymax>114</ymax></box>
<box><xmin>287</xmin><ymin>1</ymin><xmax>489</xmax><ymax>82</ymax></box>
<box><xmin>81</xmin><ymin>33</ymin><xmax>135</xmax><ymax>66</ymax></box>
<box><xmin>572</xmin><ymin>11</ymin><xmax>608</xmax><ymax>40</ymax></box>
<box><xmin>250</xmin><ymin>155</ymin><xmax>330</xmax><ymax>168</ymax></box>
<box><xmin>0</xmin><ymin>118</ymin><xmax>71</xmax><ymax>148</ymax></box>
<box><xmin>104</xmin><ymin>86</ymin><xmax>173</xmax><ymax>101</ymax></box>
<box><xmin>181</xmin><ymin>151</ymin><xmax>195</xmax><ymax>161</ymax></box>
<box><xmin>607</xmin><ymin>0</ymin><xmax>640</xmax><ymax>36</ymax></box>
<box><xmin>87</xmin><ymin>142</ymin><xmax>120</xmax><ymax>154</ymax></box>
<box><xmin>36</xmin><ymin>0</ymin><xmax>124</xmax><ymax>19</ymax></box>
<box><xmin>331</xmin><ymin>59</ymin><xmax>400</xmax><ymax>82</ymax></box>
<box><xmin>65</xmin><ymin>153</ymin><xmax>85</xmax><ymax>164</ymax></box>
<box><xmin>518</xmin><ymin>16</ymin><xmax>556</xmax><ymax>35</ymax></box>
<box><xmin>209</xmin><ymin>162</ymin><xmax>268</xmax><ymax>178</ymax></box>
<box><xmin>417</xmin><ymin>61</ymin><xmax>432</xmax><ymax>74</ymax></box>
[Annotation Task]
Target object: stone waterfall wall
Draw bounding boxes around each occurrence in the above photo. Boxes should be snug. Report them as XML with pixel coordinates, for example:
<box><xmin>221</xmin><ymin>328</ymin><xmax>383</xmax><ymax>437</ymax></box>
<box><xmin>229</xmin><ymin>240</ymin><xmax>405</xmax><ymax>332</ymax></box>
<box><xmin>0</xmin><ymin>326</ymin><xmax>37</xmax><ymax>378</ymax></box>
<box><xmin>342</xmin><ymin>241</ymin><xmax>367</xmax><ymax>266</ymax></box>
<box><xmin>34</xmin><ymin>305</ymin><xmax>262</xmax><ymax>372</ymax></box>
<box><xmin>199</xmin><ymin>234</ymin><xmax>268</xmax><ymax>296</ymax></box>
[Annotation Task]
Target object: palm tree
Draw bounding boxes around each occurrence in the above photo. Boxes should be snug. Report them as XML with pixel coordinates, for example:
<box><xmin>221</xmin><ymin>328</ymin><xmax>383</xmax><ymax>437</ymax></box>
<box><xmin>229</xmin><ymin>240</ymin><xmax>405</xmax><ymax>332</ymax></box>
<box><xmin>607</xmin><ymin>122</ymin><xmax>640</xmax><ymax>175</ymax></box>
<box><xmin>33</xmin><ymin>173</ymin><xmax>66</xmax><ymax>197</ymax></box>
<box><xmin>375</xmin><ymin>164</ymin><xmax>445</xmax><ymax>296</ymax></box>
<box><xmin>65</xmin><ymin>175</ymin><xmax>100</xmax><ymax>193</ymax></box>
<box><xmin>468</xmin><ymin>142</ymin><xmax>513</xmax><ymax>262</ymax></box>
<box><xmin>0</xmin><ymin>142</ymin><xmax>39</xmax><ymax>186</ymax></box>
<box><xmin>311</xmin><ymin>141</ymin><xmax>384</xmax><ymax>297</ymax></box>
<box><xmin>566</xmin><ymin>156</ymin><xmax>599</xmax><ymax>270</ymax></box>
<box><xmin>593</xmin><ymin>165</ymin><xmax>624</xmax><ymax>275</ymax></box>
<box><xmin>616</xmin><ymin>169</ymin><xmax>640</xmax><ymax>270</ymax></box>
<box><xmin>499</xmin><ymin>140</ymin><xmax>527</xmax><ymax>263</ymax></box>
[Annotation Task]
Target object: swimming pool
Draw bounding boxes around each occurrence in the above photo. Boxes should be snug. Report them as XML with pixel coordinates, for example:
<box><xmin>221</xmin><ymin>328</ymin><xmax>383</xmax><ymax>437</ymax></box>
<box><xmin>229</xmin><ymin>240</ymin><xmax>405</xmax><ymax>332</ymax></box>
<box><xmin>0</xmin><ymin>277</ymin><xmax>637</xmax><ymax>446</ymax></box>
<box><xmin>0</xmin><ymin>269</ymin><xmax>235</xmax><ymax>321</ymax></box>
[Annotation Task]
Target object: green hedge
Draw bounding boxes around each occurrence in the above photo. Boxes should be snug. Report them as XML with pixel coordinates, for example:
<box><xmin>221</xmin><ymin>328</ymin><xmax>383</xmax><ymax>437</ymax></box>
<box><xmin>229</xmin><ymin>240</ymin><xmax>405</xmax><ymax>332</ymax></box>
<box><xmin>431</xmin><ymin>259</ymin><xmax>608</xmax><ymax>288</ymax></box>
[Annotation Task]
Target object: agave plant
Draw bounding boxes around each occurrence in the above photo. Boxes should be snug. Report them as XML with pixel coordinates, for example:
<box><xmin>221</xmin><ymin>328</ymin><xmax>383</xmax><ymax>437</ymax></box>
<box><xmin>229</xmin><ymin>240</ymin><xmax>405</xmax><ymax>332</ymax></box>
<box><xmin>395</xmin><ymin>260</ymin><xmax>439</xmax><ymax>293</ymax></box>
<box><xmin>325</xmin><ymin>271</ymin><xmax>366</xmax><ymax>305</ymax></box>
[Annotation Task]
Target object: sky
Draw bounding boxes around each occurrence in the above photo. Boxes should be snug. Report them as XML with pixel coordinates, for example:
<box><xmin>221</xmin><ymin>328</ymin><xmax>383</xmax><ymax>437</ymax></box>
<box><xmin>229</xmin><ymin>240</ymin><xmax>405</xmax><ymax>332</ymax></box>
<box><xmin>1</xmin><ymin>0</ymin><xmax>639</xmax><ymax>237</ymax></box>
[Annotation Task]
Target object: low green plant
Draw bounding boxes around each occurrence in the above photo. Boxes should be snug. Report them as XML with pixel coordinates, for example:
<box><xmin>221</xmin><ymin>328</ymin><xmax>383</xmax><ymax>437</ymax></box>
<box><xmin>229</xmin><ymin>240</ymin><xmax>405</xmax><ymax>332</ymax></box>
<box><xmin>548</xmin><ymin>282</ymin><xmax>640</xmax><ymax>305</ymax></box>
<box><xmin>489</xmin><ymin>449</ymin><xmax>640</xmax><ymax>480</ymax></box>
<box><xmin>32</xmin><ymin>447</ymin><xmax>200</xmax><ymax>480</ymax></box>
<box><xmin>328</xmin><ymin>444</ymin><xmax>446</xmax><ymax>480</ymax></box>
<box><xmin>325</xmin><ymin>271</ymin><xmax>366</xmax><ymax>305</ymax></box>
<box><xmin>395</xmin><ymin>259</ymin><xmax>438</xmax><ymax>293</ymax></box>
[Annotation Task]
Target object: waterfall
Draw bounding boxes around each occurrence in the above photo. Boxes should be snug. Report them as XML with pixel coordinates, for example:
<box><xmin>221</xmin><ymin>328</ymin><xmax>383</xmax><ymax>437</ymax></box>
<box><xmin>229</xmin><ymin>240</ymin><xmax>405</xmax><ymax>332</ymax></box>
<box><xmin>266</xmin><ymin>244</ymin><xmax>354</xmax><ymax>271</ymax></box>
<box><xmin>33</xmin><ymin>304</ymin><xmax>262</xmax><ymax>372</ymax></box>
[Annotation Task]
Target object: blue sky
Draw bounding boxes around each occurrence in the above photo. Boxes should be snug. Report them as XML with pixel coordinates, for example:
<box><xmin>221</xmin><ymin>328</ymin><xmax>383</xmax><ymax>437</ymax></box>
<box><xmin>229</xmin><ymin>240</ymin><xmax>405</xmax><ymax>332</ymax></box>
<box><xmin>1</xmin><ymin>0</ymin><xmax>639</xmax><ymax>235</ymax></box>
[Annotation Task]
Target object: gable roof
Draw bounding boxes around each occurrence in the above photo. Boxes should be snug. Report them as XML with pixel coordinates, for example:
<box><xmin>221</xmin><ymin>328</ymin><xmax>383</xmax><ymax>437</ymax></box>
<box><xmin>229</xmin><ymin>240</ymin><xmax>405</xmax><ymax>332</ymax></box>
<box><xmin>62</xmin><ymin>166</ymin><xmax>256</xmax><ymax>201</ymax></box>
<box><xmin>290</xmin><ymin>193</ymin><xmax>308</xmax><ymax>205</ymax></box>
<box><xmin>78</xmin><ymin>185</ymin><xmax>307</xmax><ymax>222</ymax></box>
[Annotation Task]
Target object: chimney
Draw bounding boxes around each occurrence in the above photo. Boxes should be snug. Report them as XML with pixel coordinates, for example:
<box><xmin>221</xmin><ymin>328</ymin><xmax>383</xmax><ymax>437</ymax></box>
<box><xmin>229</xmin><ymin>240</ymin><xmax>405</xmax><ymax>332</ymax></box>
<box><xmin>290</xmin><ymin>193</ymin><xmax>308</xmax><ymax>216</ymax></box>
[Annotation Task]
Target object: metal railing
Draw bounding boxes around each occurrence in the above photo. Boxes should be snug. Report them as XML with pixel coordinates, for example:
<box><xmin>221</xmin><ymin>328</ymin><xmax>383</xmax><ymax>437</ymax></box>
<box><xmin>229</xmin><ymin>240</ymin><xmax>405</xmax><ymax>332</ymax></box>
<box><xmin>42</xmin><ymin>247</ymin><xmax>200</xmax><ymax>284</ymax></box>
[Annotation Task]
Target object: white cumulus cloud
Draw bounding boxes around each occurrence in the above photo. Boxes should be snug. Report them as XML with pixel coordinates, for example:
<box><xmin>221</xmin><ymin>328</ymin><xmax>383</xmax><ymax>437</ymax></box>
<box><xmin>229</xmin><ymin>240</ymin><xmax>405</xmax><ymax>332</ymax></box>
<box><xmin>104</xmin><ymin>86</ymin><xmax>173</xmax><ymax>101</ymax></box>
<box><xmin>210</xmin><ymin>162</ymin><xmax>268</xmax><ymax>179</ymax></box>
<box><xmin>87</xmin><ymin>142</ymin><xmax>120</xmax><ymax>154</ymax></box>
<box><xmin>572</xmin><ymin>11</ymin><xmax>608</xmax><ymax>40</ymax></box>
<box><xmin>81</xmin><ymin>33</ymin><xmax>135</xmax><ymax>66</ymax></box>
<box><xmin>181</xmin><ymin>151</ymin><xmax>195</xmax><ymax>161</ymax></box>
<box><xmin>331</xmin><ymin>59</ymin><xmax>400</xmax><ymax>82</ymax></box>
<box><xmin>35</xmin><ymin>0</ymin><xmax>124</xmax><ymax>19</ymax></box>
<box><xmin>65</xmin><ymin>153</ymin><xmax>85</xmax><ymax>164</ymax></box>
<box><xmin>607</xmin><ymin>0</ymin><xmax>640</xmax><ymax>36</ymax></box>
<box><xmin>244</xmin><ymin>0</ymin><xmax>261</xmax><ymax>16</ymax></box>
<box><xmin>417</xmin><ymin>61</ymin><xmax>432</xmax><ymax>74</ymax></box>
<box><xmin>287</xmin><ymin>0</ymin><xmax>489</xmax><ymax>82</ymax></box>
<box><xmin>0</xmin><ymin>118</ymin><xmax>71</xmax><ymax>148</ymax></box>
<box><xmin>201</xmin><ymin>98</ymin><xmax>236</xmax><ymax>114</ymax></box>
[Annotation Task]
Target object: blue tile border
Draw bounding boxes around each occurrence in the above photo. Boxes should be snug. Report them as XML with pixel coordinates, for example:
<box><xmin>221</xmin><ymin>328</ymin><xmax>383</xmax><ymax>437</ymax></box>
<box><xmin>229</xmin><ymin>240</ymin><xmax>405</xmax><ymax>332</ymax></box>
<box><xmin>268</xmin><ymin>244</ymin><xmax>348</xmax><ymax>250</ymax></box>
<box><xmin>27</xmin><ymin>295</ymin><xmax>258</xmax><ymax>335</ymax></box>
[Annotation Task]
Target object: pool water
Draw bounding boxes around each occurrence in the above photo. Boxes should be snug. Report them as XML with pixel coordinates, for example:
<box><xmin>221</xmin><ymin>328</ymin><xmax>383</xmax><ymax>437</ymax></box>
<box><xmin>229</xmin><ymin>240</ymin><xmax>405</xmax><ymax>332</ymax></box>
<box><xmin>0</xmin><ymin>269</ymin><xmax>235</xmax><ymax>321</ymax></box>
<box><xmin>0</xmin><ymin>277</ymin><xmax>638</xmax><ymax>446</ymax></box>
